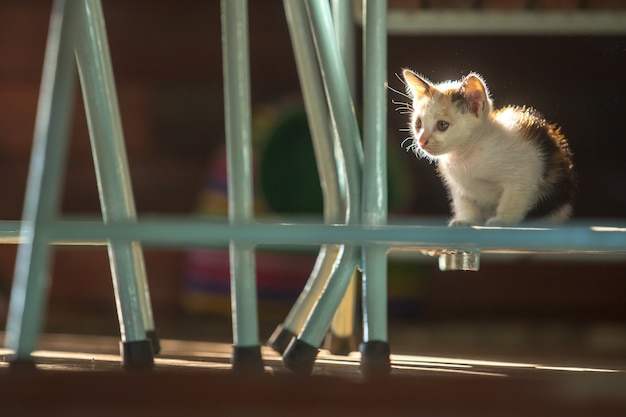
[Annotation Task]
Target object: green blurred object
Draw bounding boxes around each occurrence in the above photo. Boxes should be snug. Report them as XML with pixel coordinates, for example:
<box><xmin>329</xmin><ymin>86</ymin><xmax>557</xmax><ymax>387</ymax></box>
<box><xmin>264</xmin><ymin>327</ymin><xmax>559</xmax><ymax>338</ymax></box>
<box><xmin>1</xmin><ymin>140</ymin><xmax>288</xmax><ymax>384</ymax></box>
<box><xmin>260</xmin><ymin>110</ymin><xmax>323</xmax><ymax>214</ymax></box>
<box><xmin>259</xmin><ymin>107</ymin><xmax>415</xmax><ymax>215</ymax></box>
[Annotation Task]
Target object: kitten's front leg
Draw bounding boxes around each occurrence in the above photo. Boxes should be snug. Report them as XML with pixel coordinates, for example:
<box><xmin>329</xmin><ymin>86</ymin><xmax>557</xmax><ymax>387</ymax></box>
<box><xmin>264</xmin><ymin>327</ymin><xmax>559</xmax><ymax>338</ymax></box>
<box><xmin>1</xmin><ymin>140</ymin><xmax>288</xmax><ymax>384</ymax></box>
<box><xmin>448</xmin><ymin>191</ymin><xmax>482</xmax><ymax>227</ymax></box>
<box><xmin>486</xmin><ymin>183</ymin><xmax>535</xmax><ymax>226</ymax></box>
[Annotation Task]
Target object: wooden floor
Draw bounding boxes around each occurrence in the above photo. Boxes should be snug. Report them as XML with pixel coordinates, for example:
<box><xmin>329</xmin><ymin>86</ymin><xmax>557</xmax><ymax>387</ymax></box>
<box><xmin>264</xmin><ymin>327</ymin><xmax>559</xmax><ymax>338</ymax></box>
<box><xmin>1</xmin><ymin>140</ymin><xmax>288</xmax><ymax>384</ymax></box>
<box><xmin>0</xmin><ymin>331</ymin><xmax>625</xmax><ymax>417</ymax></box>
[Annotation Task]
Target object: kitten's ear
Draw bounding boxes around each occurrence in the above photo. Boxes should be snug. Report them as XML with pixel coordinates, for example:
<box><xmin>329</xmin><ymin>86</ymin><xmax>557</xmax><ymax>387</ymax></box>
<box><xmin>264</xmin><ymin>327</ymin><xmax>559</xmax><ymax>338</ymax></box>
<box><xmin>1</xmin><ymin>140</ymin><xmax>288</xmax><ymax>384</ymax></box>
<box><xmin>402</xmin><ymin>69</ymin><xmax>432</xmax><ymax>98</ymax></box>
<box><xmin>461</xmin><ymin>73</ymin><xmax>489</xmax><ymax>116</ymax></box>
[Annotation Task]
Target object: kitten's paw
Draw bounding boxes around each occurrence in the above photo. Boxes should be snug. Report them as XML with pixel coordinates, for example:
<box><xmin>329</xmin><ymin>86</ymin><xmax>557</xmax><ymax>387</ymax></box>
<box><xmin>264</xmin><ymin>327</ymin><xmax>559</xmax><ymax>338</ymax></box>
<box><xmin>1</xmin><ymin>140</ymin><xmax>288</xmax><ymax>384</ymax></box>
<box><xmin>448</xmin><ymin>219</ymin><xmax>476</xmax><ymax>227</ymax></box>
<box><xmin>485</xmin><ymin>216</ymin><xmax>521</xmax><ymax>227</ymax></box>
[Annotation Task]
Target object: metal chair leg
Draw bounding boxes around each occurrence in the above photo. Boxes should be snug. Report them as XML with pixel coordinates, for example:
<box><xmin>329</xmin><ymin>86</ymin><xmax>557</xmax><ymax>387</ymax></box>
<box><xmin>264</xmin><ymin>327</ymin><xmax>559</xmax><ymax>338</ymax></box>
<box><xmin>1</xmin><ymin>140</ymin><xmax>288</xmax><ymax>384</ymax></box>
<box><xmin>221</xmin><ymin>0</ymin><xmax>264</xmax><ymax>374</ymax></box>
<box><xmin>5</xmin><ymin>0</ymin><xmax>158</xmax><ymax>370</ymax></box>
<box><xmin>267</xmin><ymin>245</ymin><xmax>342</xmax><ymax>354</ymax></box>
<box><xmin>326</xmin><ymin>0</ymin><xmax>359</xmax><ymax>356</ymax></box>
<box><xmin>268</xmin><ymin>0</ymin><xmax>349</xmax><ymax>355</ymax></box>
<box><xmin>4</xmin><ymin>0</ymin><xmax>78</xmax><ymax>365</ymax></box>
<box><xmin>360</xmin><ymin>0</ymin><xmax>390</xmax><ymax>376</ymax></box>
<box><xmin>281</xmin><ymin>0</ymin><xmax>391</xmax><ymax>375</ymax></box>
<box><xmin>282</xmin><ymin>0</ymin><xmax>364</xmax><ymax>375</ymax></box>
<box><xmin>74</xmin><ymin>0</ymin><xmax>156</xmax><ymax>368</ymax></box>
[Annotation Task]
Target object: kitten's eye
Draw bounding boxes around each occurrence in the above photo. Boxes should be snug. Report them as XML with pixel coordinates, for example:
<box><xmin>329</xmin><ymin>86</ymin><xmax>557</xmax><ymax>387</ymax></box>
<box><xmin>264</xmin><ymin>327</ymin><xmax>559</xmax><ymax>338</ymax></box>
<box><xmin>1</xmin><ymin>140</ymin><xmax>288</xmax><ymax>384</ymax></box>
<box><xmin>437</xmin><ymin>120</ymin><xmax>450</xmax><ymax>131</ymax></box>
<box><xmin>415</xmin><ymin>117</ymin><xmax>422</xmax><ymax>130</ymax></box>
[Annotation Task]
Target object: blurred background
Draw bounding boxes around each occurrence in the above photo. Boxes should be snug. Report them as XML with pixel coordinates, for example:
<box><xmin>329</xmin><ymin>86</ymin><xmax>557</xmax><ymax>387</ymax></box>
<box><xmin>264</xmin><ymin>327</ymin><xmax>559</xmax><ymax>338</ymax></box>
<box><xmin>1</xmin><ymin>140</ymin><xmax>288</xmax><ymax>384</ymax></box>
<box><xmin>0</xmin><ymin>0</ymin><xmax>624</xmax><ymax>356</ymax></box>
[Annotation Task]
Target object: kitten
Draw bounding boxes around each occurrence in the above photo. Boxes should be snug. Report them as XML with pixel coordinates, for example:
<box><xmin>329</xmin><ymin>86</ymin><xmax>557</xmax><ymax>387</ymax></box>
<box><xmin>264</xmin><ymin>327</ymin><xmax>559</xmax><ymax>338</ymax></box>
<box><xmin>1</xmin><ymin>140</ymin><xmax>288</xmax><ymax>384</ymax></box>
<box><xmin>400</xmin><ymin>70</ymin><xmax>574</xmax><ymax>226</ymax></box>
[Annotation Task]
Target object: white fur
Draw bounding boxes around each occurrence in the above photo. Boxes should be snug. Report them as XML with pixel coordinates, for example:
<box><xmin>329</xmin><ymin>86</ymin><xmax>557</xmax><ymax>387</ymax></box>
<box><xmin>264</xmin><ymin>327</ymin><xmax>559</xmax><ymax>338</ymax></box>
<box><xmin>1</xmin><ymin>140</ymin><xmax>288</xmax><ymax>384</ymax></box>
<box><xmin>403</xmin><ymin>70</ymin><xmax>554</xmax><ymax>226</ymax></box>
<box><xmin>437</xmin><ymin>122</ymin><xmax>544</xmax><ymax>226</ymax></box>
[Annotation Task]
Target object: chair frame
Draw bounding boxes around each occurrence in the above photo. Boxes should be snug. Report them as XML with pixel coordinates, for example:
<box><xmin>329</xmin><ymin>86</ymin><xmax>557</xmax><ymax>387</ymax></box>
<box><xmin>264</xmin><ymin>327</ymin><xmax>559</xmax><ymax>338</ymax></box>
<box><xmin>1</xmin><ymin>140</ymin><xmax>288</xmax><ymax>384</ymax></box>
<box><xmin>2</xmin><ymin>0</ymin><xmax>625</xmax><ymax>376</ymax></box>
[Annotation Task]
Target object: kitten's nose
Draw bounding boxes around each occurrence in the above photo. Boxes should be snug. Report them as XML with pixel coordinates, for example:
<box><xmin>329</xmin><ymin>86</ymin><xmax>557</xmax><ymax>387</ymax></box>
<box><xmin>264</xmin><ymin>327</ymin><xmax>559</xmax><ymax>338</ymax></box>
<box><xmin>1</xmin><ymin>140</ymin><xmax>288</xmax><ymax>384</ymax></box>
<box><xmin>419</xmin><ymin>135</ymin><xmax>430</xmax><ymax>147</ymax></box>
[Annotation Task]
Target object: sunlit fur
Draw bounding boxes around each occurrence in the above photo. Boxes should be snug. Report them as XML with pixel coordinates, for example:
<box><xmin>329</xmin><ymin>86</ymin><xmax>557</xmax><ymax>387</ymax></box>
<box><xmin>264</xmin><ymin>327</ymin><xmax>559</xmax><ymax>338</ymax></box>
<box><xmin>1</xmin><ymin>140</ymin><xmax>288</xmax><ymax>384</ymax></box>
<box><xmin>401</xmin><ymin>69</ymin><xmax>574</xmax><ymax>226</ymax></box>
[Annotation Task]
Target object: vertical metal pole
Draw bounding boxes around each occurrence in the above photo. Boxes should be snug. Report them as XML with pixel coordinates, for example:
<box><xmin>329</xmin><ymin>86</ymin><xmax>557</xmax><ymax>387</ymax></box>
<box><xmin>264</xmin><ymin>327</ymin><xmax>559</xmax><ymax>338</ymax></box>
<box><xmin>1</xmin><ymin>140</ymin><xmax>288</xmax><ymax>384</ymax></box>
<box><xmin>327</xmin><ymin>0</ymin><xmax>358</xmax><ymax>354</ymax></box>
<box><xmin>268</xmin><ymin>0</ymin><xmax>348</xmax><ymax>354</ymax></box>
<box><xmin>331</xmin><ymin>0</ymin><xmax>356</xmax><ymax>98</ymax></box>
<box><xmin>4</xmin><ymin>0</ymin><xmax>77</xmax><ymax>361</ymax></box>
<box><xmin>360</xmin><ymin>0</ymin><xmax>390</xmax><ymax>376</ymax></box>
<box><xmin>73</xmin><ymin>0</ymin><xmax>155</xmax><ymax>366</ymax></box>
<box><xmin>221</xmin><ymin>0</ymin><xmax>263</xmax><ymax>373</ymax></box>
<box><xmin>305</xmin><ymin>0</ymin><xmax>363</xmax><ymax>220</ymax></box>
<box><xmin>282</xmin><ymin>0</ymin><xmax>364</xmax><ymax>374</ymax></box>
<box><xmin>295</xmin><ymin>0</ymin><xmax>363</xmax><ymax>345</ymax></box>
<box><xmin>361</xmin><ymin>0</ymin><xmax>388</xmax><ymax>341</ymax></box>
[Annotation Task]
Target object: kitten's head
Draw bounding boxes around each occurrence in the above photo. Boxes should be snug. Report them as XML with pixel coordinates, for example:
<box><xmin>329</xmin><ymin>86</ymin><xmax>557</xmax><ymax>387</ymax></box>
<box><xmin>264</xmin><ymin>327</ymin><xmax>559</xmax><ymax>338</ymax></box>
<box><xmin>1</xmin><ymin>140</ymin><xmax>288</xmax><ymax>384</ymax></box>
<box><xmin>402</xmin><ymin>70</ymin><xmax>492</xmax><ymax>159</ymax></box>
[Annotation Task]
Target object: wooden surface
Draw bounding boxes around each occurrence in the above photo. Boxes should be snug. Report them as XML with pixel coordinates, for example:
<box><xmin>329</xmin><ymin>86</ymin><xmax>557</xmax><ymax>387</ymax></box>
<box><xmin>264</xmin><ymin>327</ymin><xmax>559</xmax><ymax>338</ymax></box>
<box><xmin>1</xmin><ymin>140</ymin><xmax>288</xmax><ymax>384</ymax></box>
<box><xmin>0</xmin><ymin>332</ymin><xmax>625</xmax><ymax>416</ymax></box>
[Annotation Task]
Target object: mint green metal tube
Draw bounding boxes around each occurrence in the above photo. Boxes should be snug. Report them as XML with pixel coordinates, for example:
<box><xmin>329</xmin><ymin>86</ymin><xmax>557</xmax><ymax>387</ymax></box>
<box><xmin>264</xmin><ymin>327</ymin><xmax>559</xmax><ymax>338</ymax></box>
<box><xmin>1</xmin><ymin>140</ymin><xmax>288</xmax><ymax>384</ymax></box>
<box><xmin>5</xmin><ymin>0</ymin><xmax>78</xmax><ymax>359</ymax></box>
<box><xmin>306</xmin><ymin>0</ymin><xmax>363</xmax><ymax>223</ymax></box>
<box><xmin>74</xmin><ymin>0</ymin><xmax>153</xmax><ymax>344</ymax></box>
<box><xmin>298</xmin><ymin>244</ymin><xmax>360</xmax><ymax>347</ymax></box>
<box><xmin>329</xmin><ymin>0</ymin><xmax>358</xmax><ymax>347</ymax></box>
<box><xmin>361</xmin><ymin>0</ymin><xmax>389</xmax><ymax>343</ymax></box>
<box><xmin>294</xmin><ymin>0</ymin><xmax>364</xmax><ymax>348</ymax></box>
<box><xmin>280</xmin><ymin>0</ymin><xmax>346</xmax><ymax>337</ymax></box>
<box><xmin>33</xmin><ymin>219</ymin><xmax>626</xmax><ymax>253</ymax></box>
<box><xmin>331</xmin><ymin>0</ymin><xmax>357</xmax><ymax>99</ymax></box>
<box><xmin>221</xmin><ymin>0</ymin><xmax>260</xmax><ymax>348</ymax></box>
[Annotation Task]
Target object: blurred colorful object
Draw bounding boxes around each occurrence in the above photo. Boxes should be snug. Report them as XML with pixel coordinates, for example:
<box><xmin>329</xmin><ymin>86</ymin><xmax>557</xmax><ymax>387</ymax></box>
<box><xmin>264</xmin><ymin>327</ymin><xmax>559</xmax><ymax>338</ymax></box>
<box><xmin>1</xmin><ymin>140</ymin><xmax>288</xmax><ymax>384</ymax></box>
<box><xmin>182</xmin><ymin>101</ymin><xmax>319</xmax><ymax>317</ymax></box>
<box><xmin>182</xmin><ymin>100</ymin><xmax>424</xmax><ymax>318</ymax></box>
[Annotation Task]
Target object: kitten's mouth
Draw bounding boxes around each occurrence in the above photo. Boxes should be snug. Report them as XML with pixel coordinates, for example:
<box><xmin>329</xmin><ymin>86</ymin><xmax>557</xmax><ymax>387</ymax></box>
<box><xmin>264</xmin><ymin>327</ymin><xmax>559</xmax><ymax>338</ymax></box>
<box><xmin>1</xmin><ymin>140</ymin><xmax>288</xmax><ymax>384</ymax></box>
<box><xmin>418</xmin><ymin>139</ymin><xmax>433</xmax><ymax>153</ymax></box>
<box><xmin>403</xmin><ymin>137</ymin><xmax>438</xmax><ymax>160</ymax></box>
<box><xmin>417</xmin><ymin>134</ymin><xmax>439</xmax><ymax>156</ymax></box>
<box><xmin>414</xmin><ymin>143</ymin><xmax>437</xmax><ymax>159</ymax></box>
<box><xmin>417</xmin><ymin>143</ymin><xmax>443</xmax><ymax>160</ymax></box>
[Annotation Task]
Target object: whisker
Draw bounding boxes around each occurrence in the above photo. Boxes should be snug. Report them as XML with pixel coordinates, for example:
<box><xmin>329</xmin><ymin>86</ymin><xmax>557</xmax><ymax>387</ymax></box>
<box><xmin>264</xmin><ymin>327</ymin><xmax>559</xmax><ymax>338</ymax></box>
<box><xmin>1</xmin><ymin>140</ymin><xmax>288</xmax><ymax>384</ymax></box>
<box><xmin>401</xmin><ymin>137</ymin><xmax>413</xmax><ymax>148</ymax></box>
<box><xmin>394</xmin><ymin>106</ymin><xmax>412</xmax><ymax>112</ymax></box>
<box><xmin>398</xmin><ymin>127</ymin><xmax>411</xmax><ymax>132</ymax></box>
<box><xmin>394</xmin><ymin>72</ymin><xmax>407</xmax><ymax>86</ymax></box>
<box><xmin>387</xmin><ymin>84</ymin><xmax>411</xmax><ymax>100</ymax></box>
<box><xmin>391</xmin><ymin>99</ymin><xmax>411</xmax><ymax>106</ymax></box>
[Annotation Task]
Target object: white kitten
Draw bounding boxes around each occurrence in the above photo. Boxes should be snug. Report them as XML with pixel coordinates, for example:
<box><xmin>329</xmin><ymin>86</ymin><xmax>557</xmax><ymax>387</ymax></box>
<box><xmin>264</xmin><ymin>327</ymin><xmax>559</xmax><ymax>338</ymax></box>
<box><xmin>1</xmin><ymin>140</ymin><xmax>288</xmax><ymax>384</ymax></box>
<box><xmin>401</xmin><ymin>70</ymin><xmax>575</xmax><ymax>226</ymax></box>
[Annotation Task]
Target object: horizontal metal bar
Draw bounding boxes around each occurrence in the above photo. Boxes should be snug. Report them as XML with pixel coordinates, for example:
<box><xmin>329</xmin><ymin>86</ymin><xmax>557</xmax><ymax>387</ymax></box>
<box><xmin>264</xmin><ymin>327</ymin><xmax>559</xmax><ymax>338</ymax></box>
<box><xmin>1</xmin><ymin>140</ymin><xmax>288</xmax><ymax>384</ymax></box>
<box><xmin>0</xmin><ymin>221</ymin><xmax>105</xmax><ymax>246</ymax></box>
<box><xmin>354</xmin><ymin>10</ymin><xmax>626</xmax><ymax>35</ymax></box>
<box><xmin>1</xmin><ymin>218</ymin><xmax>625</xmax><ymax>255</ymax></box>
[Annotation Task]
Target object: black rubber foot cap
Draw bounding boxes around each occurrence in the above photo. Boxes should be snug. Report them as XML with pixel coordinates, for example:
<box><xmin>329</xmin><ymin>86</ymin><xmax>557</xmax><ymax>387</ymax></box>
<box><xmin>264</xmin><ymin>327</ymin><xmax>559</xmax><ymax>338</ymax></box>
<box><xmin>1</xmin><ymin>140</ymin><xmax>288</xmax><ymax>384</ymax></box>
<box><xmin>146</xmin><ymin>329</ymin><xmax>161</xmax><ymax>355</ymax></box>
<box><xmin>266</xmin><ymin>324</ymin><xmax>296</xmax><ymax>355</ymax></box>
<box><xmin>8</xmin><ymin>358</ymin><xmax>37</xmax><ymax>373</ymax></box>
<box><xmin>360</xmin><ymin>340</ymin><xmax>391</xmax><ymax>377</ymax></box>
<box><xmin>120</xmin><ymin>340</ymin><xmax>154</xmax><ymax>371</ymax></box>
<box><xmin>324</xmin><ymin>332</ymin><xmax>357</xmax><ymax>356</ymax></box>
<box><xmin>232</xmin><ymin>345</ymin><xmax>265</xmax><ymax>375</ymax></box>
<box><xmin>283</xmin><ymin>338</ymin><xmax>318</xmax><ymax>375</ymax></box>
